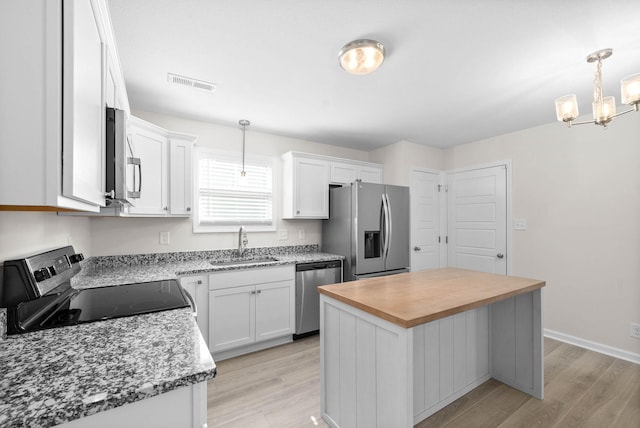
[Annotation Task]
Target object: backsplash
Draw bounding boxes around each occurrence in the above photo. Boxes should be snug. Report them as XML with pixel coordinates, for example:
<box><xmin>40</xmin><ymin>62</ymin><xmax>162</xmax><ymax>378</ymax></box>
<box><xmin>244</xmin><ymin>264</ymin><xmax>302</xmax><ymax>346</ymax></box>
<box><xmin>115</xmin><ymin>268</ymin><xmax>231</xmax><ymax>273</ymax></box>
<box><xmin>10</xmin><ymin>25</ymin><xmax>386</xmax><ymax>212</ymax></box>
<box><xmin>86</xmin><ymin>244</ymin><xmax>320</xmax><ymax>268</ymax></box>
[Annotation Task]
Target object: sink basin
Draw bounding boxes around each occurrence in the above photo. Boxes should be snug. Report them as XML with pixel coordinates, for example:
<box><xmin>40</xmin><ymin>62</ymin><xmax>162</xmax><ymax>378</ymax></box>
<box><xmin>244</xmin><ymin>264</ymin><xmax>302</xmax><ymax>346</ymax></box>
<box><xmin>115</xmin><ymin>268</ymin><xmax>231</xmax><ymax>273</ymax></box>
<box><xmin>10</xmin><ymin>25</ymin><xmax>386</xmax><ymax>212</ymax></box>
<box><xmin>210</xmin><ymin>256</ymin><xmax>279</xmax><ymax>266</ymax></box>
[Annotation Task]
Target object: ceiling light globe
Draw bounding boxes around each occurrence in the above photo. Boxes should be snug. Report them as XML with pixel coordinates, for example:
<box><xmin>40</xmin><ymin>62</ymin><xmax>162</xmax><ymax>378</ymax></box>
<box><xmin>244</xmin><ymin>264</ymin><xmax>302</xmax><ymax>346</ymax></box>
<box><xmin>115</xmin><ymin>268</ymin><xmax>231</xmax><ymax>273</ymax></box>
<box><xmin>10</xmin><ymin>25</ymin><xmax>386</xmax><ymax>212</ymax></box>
<box><xmin>339</xmin><ymin>39</ymin><xmax>385</xmax><ymax>75</ymax></box>
<box><xmin>621</xmin><ymin>73</ymin><xmax>640</xmax><ymax>105</ymax></box>
<box><xmin>593</xmin><ymin>96</ymin><xmax>616</xmax><ymax>124</ymax></box>
<box><xmin>555</xmin><ymin>95</ymin><xmax>578</xmax><ymax>122</ymax></box>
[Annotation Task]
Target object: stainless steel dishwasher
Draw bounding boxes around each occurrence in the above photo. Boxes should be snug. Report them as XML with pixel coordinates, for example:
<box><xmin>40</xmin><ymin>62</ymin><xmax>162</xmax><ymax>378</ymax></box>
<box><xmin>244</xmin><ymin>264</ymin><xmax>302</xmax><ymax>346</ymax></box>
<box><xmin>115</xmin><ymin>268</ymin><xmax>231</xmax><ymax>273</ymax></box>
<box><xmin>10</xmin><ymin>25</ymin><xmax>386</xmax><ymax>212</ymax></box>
<box><xmin>294</xmin><ymin>260</ymin><xmax>342</xmax><ymax>338</ymax></box>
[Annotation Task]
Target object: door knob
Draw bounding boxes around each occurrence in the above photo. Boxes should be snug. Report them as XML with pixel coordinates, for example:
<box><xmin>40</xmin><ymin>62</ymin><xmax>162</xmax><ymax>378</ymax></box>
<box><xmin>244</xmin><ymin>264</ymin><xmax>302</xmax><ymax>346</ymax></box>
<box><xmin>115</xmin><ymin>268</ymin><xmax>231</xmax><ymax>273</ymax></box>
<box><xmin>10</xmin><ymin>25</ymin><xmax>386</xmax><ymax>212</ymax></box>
<box><xmin>414</xmin><ymin>246</ymin><xmax>421</xmax><ymax>251</ymax></box>
<box><xmin>497</xmin><ymin>253</ymin><xmax>504</xmax><ymax>259</ymax></box>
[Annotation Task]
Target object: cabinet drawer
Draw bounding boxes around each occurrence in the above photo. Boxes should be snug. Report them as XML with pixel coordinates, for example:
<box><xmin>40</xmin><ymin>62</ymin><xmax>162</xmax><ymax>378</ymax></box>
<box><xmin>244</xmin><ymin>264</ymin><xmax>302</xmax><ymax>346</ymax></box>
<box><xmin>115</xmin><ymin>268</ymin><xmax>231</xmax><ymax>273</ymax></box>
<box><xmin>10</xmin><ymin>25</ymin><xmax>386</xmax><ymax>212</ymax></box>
<box><xmin>209</xmin><ymin>265</ymin><xmax>294</xmax><ymax>290</ymax></box>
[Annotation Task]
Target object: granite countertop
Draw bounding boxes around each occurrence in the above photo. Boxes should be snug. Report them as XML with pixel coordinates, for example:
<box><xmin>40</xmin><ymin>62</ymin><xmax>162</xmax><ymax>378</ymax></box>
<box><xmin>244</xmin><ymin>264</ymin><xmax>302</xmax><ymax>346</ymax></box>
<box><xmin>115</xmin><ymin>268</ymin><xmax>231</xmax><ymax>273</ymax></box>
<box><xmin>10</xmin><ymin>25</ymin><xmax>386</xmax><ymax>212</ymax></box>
<box><xmin>0</xmin><ymin>308</ymin><xmax>216</xmax><ymax>428</ymax></box>
<box><xmin>0</xmin><ymin>245</ymin><xmax>341</xmax><ymax>427</ymax></box>
<box><xmin>72</xmin><ymin>245</ymin><xmax>344</xmax><ymax>289</ymax></box>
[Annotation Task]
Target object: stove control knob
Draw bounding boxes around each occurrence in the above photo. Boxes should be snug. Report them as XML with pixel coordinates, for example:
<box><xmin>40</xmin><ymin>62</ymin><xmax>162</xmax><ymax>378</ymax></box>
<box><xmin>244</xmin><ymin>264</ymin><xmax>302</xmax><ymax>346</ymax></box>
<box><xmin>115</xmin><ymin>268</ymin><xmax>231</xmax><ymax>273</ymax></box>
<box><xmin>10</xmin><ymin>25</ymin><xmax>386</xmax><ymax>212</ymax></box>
<box><xmin>34</xmin><ymin>267</ymin><xmax>51</xmax><ymax>282</ymax></box>
<box><xmin>69</xmin><ymin>253</ymin><xmax>84</xmax><ymax>264</ymax></box>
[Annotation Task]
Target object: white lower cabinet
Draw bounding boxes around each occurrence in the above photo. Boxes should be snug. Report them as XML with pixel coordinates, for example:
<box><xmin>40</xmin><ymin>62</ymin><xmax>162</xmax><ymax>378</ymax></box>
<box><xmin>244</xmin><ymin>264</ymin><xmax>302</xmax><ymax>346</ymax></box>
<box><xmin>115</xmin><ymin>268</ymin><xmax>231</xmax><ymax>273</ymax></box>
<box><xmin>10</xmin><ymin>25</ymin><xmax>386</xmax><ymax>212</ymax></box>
<box><xmin>58</xmin><ymin>382</ymin><xmax>207</xmax><ymax>428</ymax></box>
<box><xmin>208</xmin><ymin>265</ymin><xmax>295</xmax><ymax>359</ymax></box>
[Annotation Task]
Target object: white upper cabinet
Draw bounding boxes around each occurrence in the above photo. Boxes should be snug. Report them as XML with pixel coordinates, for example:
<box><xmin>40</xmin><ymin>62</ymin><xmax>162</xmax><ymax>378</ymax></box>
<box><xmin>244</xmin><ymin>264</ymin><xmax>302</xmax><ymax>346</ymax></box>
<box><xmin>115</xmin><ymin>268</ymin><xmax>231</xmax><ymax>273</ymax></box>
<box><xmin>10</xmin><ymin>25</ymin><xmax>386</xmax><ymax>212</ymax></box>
<box><xmin>281</xmin><ymin>152</ymin><xmax>384</xmax><ymax>219</ymax></box>
<box><xmin>168</xmin><ymin>133</ymin><xmax>196</xmax><ymax>216</ymax></box>
<box><xmin>329</xmin><ymin>161</ymin><xmax>383</xmax><ymax>185</ymax></box>
<box><xmin>123</xmin><ymin>116</ymin><xmax>195</xmax><ymax>217</ymax></box>
<box><xmin>0</xmin><ymin>0</ymin><xmax>129</xmax><ymax>211</ymax></box>
<box><xmin>282</xmin><ymin>152</ymin><xmax>329</xmax><ymax>219</ymax></box>
<box><xmin>62</xmin><ymin>0</ymin><xmax>106</xmax><ymax>207</ymax></box>
<box><xmin>126</xmin><ymin>117</ymin><xmax>168</xmax><ymax>216</ymax></box>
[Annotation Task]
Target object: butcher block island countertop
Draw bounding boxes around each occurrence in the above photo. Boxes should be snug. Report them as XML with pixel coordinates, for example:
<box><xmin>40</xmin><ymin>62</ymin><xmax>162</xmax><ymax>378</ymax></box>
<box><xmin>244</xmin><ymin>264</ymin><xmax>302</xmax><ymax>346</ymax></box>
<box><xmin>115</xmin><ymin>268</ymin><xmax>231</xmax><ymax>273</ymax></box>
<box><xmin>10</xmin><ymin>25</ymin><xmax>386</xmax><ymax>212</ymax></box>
<box><xmin>318</xmin><ymin>267</ymin><xmax>546</xmax><ymax>328</ymax></box>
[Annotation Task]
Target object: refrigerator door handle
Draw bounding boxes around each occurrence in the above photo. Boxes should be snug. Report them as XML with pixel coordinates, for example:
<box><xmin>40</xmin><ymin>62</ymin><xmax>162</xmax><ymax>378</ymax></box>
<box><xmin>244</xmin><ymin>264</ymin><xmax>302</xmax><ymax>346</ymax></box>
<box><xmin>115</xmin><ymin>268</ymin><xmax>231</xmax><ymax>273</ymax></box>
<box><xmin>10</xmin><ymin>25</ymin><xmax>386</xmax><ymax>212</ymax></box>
<box><xmin>385</xmin><ymin>193</ymin><xmax>392</xmax><ymax>260</ymax></box>
<box><xmin>382</xmin><ymin>192</ymin><xmax>391</xmax><ymax>261</ymax></box>
<box><xmin>380</xmin><ymin>195</ymin><xmax>386</xmax><ymax>262</ymax></box>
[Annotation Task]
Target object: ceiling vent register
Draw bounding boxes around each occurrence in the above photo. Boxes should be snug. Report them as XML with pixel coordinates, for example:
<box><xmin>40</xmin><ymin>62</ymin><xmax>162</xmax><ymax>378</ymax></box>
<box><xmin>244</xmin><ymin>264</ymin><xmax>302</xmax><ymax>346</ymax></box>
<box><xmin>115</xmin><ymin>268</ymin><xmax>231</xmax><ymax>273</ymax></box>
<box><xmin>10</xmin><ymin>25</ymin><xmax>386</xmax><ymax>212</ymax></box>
<box><xmin>167</xmin><ymin>73</ymin><xmax>216</xmax><ymax>92</ymax></box>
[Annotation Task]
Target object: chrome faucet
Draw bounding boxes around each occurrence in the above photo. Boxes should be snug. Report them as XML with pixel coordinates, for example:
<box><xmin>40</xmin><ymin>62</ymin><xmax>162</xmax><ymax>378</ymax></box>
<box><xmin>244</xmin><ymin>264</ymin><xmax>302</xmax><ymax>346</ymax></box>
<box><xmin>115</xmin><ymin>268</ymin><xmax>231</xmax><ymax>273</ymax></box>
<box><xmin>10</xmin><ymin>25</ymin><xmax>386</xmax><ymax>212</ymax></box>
<box><xmin>237</xmin><ymin>226</ymin><xmax>248</xmax><ymax>257</ymax></box>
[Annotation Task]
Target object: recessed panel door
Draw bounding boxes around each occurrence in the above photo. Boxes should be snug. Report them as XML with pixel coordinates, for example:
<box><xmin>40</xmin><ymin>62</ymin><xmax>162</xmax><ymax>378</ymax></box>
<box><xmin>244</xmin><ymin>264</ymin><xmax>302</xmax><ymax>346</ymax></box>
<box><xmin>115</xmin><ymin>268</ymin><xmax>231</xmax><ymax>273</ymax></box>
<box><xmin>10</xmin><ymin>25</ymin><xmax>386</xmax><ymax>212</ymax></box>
<box><xmin>410</xmin><ymin>170</ymin><xmax>441</xmax><ymax>272</ymax></box>
<box><xmin>447</xmin><ymin>166</ymin><xmax>507</xmax><ymax>274</ymax></box>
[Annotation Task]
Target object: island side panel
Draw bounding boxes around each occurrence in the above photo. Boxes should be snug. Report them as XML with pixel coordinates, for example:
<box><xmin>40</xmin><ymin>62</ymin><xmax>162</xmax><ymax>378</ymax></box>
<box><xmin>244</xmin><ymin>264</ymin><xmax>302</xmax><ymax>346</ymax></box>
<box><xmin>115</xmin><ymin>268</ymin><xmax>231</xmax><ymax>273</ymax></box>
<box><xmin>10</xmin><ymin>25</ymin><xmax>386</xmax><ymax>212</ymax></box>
<box><xmin>320</xmin><ymin>294</ymin><xmax>413</xmax><ymax>428</ymax></box>
<box><xmin>412</xmin><ymin>307</ymin><xmax>491</xmax><ymax>424</ymax></box>
<box><xmin>490</xmin><ymin>288</ymin><xmax>543</xmax><ymax>399</ymax></box>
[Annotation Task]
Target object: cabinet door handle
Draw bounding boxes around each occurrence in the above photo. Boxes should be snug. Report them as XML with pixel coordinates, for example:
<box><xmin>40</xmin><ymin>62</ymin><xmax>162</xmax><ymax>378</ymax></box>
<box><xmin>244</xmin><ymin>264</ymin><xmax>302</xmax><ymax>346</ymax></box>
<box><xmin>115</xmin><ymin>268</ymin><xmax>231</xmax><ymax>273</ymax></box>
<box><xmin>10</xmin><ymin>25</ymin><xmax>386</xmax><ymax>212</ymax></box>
<box><xmin>250</xmin><ymin>290</ymin><xmax>256</xmax><ymax>295</ymax></box>
<box><xmin>256</xmin><ymin>289</ymin><xmax>262</xmax><ymax>294</ymax></box>
<box><xmin>413</xmin><ymin>246</ymin><xmax>421</xmax><ymax>251</ymax></box>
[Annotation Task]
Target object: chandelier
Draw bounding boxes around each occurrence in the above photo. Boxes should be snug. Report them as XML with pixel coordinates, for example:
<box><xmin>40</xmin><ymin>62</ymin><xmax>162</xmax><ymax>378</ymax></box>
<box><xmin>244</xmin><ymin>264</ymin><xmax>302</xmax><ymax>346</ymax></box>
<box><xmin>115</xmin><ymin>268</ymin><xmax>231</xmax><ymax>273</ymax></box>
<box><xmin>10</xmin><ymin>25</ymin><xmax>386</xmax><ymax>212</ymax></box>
<box><xmin>554</xmin><ymin>48</ymin><xmax>640</xmax><ymax>128</ymax></box>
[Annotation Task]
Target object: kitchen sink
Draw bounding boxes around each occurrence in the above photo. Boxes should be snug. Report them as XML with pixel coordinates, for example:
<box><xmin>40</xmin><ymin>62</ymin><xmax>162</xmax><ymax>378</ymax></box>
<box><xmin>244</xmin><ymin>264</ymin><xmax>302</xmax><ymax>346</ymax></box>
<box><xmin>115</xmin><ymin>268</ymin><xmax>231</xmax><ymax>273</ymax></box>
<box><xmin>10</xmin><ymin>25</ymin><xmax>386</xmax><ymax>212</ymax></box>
<box><xmin>209</xmin><ymin>256</ymin><xmax>279</xmax><ymax>266</ymax></box>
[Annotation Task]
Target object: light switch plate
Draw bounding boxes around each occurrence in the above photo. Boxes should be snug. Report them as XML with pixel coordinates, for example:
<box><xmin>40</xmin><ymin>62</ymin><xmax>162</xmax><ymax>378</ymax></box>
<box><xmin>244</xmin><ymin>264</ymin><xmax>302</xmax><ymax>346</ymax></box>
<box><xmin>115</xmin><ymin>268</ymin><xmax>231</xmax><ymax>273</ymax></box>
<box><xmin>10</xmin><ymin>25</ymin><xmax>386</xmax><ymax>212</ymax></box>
<box><xmin>159</xmin><ymin>231</ymin><xmax>170</xmax><ymax>245</ymax></box>
<box><xmin>514</xmin><ymin>219</ymin><xmax>527</xmax><ymax>230</ymax></box>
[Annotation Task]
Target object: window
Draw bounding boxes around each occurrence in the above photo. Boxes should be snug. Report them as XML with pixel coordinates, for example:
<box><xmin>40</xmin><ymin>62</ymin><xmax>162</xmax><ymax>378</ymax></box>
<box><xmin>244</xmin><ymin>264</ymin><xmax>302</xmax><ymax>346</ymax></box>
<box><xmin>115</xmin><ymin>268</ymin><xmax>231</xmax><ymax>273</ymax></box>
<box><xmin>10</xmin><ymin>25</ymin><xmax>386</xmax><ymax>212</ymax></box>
<box><xmin>194</xmin><ymin>148</ymin><xmax>274</xmax><ymax>232</ymax></box>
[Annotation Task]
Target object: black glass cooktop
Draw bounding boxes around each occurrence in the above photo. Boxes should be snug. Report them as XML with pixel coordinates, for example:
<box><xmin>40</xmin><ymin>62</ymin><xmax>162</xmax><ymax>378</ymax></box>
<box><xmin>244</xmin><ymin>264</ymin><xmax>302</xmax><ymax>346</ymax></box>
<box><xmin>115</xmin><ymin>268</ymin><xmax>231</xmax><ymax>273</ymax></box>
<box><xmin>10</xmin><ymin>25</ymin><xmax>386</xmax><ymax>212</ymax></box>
<box><xmin>12</xmin><ymin>279</ymin><xmax>189</xmax><ymax>334</ymax></box>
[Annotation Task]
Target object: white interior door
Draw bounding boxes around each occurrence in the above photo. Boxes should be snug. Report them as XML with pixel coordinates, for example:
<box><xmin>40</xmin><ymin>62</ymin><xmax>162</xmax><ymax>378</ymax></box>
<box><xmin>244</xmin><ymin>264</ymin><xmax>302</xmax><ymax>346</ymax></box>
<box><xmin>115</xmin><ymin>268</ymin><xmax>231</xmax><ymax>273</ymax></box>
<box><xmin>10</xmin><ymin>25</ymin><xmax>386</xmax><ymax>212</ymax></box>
<box><xmin>447</xmin><ymin>165</ymin><xmax>508</xmax><ymax>274</ymax></box>
<box><xmin>410</xmin><ymin>169</ymin><xmax>442</xmax><ymax>271</ymax></box>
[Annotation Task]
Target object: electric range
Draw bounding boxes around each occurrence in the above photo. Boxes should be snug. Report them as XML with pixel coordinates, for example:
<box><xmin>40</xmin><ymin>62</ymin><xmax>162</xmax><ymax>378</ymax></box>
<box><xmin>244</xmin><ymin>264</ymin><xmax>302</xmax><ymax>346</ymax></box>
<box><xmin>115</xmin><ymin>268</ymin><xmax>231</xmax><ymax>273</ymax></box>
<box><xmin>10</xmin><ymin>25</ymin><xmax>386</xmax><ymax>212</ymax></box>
<box><xmin>1</xmin><ymin>246</ymin><xmax>191</xmax><ymax>335</ymax></box>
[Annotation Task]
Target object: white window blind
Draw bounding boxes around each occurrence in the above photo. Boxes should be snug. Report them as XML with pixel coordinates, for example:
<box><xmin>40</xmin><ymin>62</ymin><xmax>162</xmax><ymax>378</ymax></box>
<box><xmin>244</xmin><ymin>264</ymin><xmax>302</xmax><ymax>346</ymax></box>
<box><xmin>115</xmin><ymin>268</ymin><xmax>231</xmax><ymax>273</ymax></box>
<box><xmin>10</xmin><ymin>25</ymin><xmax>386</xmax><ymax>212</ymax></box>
<box><xmin>196</xmin><ymin>150</ymin><xmax>273</xmax><ymax>228</ymax></box>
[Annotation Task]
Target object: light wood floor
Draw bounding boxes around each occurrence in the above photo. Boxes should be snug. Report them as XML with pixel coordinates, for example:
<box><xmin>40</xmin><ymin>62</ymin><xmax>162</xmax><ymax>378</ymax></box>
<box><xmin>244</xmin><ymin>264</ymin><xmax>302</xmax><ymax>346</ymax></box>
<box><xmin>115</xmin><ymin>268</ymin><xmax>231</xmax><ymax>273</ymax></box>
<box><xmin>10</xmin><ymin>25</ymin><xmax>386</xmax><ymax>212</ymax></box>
<box><xmin>207</xmin><ymin>336</ymin><xmax>640</xmax><ymax>428</ymax></box>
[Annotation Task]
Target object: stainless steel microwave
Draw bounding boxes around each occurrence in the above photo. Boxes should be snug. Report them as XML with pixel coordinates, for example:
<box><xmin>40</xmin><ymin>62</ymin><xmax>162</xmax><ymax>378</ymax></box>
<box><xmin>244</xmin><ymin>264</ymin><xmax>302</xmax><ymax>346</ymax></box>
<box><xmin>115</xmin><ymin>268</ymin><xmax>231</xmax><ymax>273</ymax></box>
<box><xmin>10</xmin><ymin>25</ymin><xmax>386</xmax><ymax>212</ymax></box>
<box><xmin>105</xmin><ymin>107</ymin><xmax>140</xmax><ymax>206</ymax></box>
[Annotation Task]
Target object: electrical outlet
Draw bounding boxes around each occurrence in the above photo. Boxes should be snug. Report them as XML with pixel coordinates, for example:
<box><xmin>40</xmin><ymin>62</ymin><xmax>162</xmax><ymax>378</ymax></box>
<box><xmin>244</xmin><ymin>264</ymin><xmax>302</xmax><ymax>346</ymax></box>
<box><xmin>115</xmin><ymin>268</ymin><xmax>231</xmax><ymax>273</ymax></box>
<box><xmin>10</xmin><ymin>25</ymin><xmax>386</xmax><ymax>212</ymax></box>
<box><xmin>159</xmin><ymin>231</ymin><xmax>170</xmax><ymax>245</ymax></box>
<box><xmin>278</xmin><ymin>229</ymin><xmax>289</xmax><ymax>240</ymax></box>
<box><xmin>298</xmin><ymin>228</ymin><xmax>306</xmax><ymax>240</ymax></box>
<box><xmin>631</xmin><ymin>323</ymin><xmax>640</xmax><ymax>339</ymax></box>
<box><xmin>514</xmin><ymin>219</ymin><xmax>527</xmax><ymax>230</ymax></box>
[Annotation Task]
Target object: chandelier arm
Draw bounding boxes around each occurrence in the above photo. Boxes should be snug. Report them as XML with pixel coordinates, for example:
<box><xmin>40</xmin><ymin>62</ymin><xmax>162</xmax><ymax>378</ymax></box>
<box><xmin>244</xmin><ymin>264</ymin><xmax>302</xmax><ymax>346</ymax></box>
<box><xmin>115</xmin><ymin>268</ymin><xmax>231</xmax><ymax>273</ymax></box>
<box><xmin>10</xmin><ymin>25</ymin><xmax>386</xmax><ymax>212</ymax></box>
<box><xmin>610</xmin><ymin>106</ymin><xmax>638</xmax><ymax>119</ymax></box>
<box><xmin>565</xmin><ymin>119</ymin><xmax>595</xmax><ymax>127</ymax></box>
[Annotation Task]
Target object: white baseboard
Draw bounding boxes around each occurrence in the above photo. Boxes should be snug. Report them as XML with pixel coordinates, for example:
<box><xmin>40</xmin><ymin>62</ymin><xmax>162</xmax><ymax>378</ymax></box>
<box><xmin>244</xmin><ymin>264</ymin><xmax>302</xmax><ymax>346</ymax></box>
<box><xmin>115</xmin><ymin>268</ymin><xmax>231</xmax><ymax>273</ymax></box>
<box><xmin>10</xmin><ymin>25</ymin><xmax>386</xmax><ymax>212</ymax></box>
<box><xmin>544</xmin><ymin>329</ymin><xmax>640</xmax><ymax>365</ymax></box>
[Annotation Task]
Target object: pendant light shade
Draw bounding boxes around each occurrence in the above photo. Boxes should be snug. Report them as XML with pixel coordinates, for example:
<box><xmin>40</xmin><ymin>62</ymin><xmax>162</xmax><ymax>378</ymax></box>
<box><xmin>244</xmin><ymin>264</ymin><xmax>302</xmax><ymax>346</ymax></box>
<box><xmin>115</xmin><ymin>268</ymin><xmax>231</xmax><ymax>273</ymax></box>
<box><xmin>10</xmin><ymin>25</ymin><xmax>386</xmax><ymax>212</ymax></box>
<box><xmin>621</xmin><ymin>73</ymin><xmax>640</xmax><ymax>105</ymax></box>
<box><xmin>338</xmin><ymin>39</ymin><xmax>385</xmax><ymax>75</ymax></box>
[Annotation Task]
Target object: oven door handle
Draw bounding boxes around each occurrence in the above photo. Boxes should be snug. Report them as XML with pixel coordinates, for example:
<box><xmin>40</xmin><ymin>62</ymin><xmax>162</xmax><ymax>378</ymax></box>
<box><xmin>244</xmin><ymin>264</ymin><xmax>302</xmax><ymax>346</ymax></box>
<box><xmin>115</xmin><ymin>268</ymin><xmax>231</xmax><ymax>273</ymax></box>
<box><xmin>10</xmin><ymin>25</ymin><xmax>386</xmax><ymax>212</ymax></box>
<box><xmin>182</xmin><ymin>288</ymin><xmax>197</xmax><ymax>318</ymax></box>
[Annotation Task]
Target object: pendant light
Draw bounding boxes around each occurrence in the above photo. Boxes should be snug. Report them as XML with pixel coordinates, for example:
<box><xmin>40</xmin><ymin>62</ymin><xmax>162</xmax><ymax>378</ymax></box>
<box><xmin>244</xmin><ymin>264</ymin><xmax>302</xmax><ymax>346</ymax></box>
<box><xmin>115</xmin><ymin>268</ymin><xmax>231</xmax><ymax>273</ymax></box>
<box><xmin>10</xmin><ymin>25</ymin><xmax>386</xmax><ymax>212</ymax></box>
<box><xmin>239</xmin><ymin>119</ymin><xmax>250</xmax><ymax>180</ymax></box>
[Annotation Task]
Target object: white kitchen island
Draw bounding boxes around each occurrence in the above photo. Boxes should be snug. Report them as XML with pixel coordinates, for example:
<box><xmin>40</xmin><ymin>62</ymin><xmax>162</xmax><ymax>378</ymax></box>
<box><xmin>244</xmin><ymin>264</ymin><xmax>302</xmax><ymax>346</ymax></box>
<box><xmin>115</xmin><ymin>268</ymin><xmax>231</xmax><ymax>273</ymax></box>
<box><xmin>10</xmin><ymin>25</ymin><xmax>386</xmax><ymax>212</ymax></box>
<box><xmin>318</xmin><ymin>268</ymin><xmax>545</xmax><ymax>428</ymax></box>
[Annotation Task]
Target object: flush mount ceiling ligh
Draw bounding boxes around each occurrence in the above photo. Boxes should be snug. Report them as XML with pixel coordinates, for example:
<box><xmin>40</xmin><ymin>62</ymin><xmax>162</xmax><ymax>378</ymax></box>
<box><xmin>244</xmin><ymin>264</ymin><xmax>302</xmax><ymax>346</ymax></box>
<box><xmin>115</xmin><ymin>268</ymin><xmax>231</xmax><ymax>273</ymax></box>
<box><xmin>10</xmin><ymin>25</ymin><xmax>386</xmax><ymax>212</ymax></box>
<box><xmin>338</xmin><ymin>39</ymin><xmax>386</xmax><ymax>75</ymax></box>
<box><xmin>554</xmin><ymin>48</ymin><xmax>640</xmax><ymax>128</ymax></box>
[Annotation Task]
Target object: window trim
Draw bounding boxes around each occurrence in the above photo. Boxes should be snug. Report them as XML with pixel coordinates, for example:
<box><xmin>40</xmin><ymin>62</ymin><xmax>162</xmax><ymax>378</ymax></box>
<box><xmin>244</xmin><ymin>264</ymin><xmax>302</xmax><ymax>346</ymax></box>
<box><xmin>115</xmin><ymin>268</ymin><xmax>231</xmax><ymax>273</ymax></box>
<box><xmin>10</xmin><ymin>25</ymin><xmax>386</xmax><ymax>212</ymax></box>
<box><xmin>193</xmin><ymin>147</ymin><xmax>276</xmax><ymax>233</ymax></box>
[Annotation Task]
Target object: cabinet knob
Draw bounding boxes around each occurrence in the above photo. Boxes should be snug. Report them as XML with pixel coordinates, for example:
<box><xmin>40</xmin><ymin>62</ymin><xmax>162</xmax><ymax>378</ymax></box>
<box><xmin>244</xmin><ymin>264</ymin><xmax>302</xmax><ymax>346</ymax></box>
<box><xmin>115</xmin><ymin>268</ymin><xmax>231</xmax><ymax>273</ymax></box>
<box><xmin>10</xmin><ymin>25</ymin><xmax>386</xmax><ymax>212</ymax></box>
<box><xmin>197</xmin><ymin>280</ymin><xmax>202</xmax><ymax>285</ymax></box>
<box><xmin>296</xmin><ymin>210</ymin><xmax>300</xmax><ymax>214</ymax></box>
<box><xmin>413</xmin><ymin>246</ymin><xmax>421</xmax><ymax>251</ymax></box>
<box><xmin>257</xmin><ymin>289</ymin><xmax>262</xmax><ymax>294</ymax></box>
<box><xmin>497</xmin><ymin>253</ymin><xmax>504</xmax><ymax>259</ymax></box>
<box><xmin>186</xmin><ymin>207</ymin><xmax>191</xmax><ymax>212</ymax></box>
<box><xmin>163</xmin><ymin>206</ymin><xmax>168</xmax><ymax>211</ymax></box>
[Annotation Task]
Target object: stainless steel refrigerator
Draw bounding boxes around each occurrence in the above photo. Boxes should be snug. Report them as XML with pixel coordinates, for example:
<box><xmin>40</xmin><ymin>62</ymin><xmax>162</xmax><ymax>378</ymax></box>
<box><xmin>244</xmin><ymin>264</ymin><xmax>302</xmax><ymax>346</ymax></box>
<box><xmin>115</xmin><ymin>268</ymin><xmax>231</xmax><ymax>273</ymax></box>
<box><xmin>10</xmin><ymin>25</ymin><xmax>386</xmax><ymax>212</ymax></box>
<box><xmin>322</xmin><ymin>181</ymin><xmax>410</xmax><ymax>281</ymax></box>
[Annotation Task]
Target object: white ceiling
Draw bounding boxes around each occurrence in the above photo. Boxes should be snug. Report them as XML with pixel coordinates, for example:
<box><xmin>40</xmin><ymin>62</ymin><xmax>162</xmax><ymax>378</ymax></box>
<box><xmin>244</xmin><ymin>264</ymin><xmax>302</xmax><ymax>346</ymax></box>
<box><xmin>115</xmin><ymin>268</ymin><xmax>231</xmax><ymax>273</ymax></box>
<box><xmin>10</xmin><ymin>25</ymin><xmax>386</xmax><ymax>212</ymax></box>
<box><xmin>107</xmin><ymin>0</ymin><xmax>640</xmax><ymax>150</ymax></box>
